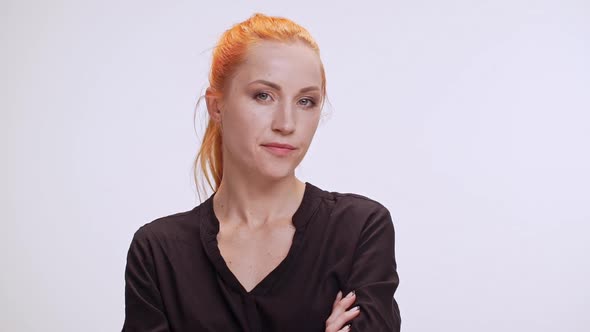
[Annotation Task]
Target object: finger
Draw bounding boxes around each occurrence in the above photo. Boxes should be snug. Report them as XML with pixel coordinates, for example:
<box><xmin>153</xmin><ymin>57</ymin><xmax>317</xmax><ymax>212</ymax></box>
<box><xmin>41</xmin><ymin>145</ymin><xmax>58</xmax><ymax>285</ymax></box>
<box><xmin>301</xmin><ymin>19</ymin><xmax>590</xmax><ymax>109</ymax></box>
<box><xmin>329</xmin><ymin>306</ymin><xmax>361</xmax><ymax>331</ymax></box>
<box><xmin>336</xmin><ymin>290</ymin><xmax>356</xmax><ymax>309</ymax></box>
<box><xmin>332</xmin><ymin>290</ymin><xmax>343</xmax><ymax>307</ymax></box>
<box><xmin>337</xmin><ymin>324</ymin><xmax>351</xmax><ymax>332</ymax></box>
<box><xmin>326</xmin><ymin>291</ymin><xmax>357</xmax><ymax>325</ymax></box>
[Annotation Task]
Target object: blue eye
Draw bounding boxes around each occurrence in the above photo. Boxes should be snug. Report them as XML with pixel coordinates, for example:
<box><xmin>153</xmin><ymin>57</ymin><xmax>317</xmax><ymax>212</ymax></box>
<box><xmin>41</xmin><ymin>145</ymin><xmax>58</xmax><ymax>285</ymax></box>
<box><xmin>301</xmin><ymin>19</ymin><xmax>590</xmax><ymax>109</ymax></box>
<box><xmin>299</xmin><ymin>98</ymin><xmax>316</xmax><ymax>108</ymax></box>
<box><xmin>255</xmin><ymin>92</ymin><xmax>271</xmax><ymax>101</ymax></box>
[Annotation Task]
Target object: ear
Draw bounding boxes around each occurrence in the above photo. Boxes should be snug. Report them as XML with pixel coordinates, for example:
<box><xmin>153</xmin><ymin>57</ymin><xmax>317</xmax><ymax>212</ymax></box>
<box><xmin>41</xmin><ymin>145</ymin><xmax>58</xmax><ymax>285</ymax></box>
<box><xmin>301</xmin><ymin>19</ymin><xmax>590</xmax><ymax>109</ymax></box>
<box><xmin>205</xmin><ymin>87</ymin><xmax>223</xmax><ymax>124</ymax></box>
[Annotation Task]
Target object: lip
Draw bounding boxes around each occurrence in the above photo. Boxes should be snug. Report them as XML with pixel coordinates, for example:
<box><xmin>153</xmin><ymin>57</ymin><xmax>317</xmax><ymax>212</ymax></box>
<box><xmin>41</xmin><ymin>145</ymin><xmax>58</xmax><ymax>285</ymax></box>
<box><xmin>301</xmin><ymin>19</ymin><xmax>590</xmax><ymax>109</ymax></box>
<box><xmin>261</xmin><ymin>143</ymin><xmax>296</xmax><ymax>157</ymax></box>
<box><xmin>262</xmin><ymin>143</ymin><xmax>296</xmax><ymax>150</ymax></box>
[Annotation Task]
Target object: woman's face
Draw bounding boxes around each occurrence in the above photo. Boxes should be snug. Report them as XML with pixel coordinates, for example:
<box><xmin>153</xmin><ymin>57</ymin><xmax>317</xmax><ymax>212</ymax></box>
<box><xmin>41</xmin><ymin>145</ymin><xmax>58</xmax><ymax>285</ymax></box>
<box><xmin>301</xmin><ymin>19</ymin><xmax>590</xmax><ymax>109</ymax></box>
<box><xmin>208</xmin><ymin>40</ymin><xmax>323</xmax><ymax>181</ymax></box>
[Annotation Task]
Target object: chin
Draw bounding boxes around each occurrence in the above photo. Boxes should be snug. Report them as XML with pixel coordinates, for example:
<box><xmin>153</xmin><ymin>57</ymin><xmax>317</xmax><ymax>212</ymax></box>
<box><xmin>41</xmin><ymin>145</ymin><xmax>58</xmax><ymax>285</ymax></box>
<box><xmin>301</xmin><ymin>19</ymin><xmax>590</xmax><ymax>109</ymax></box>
<box><xmin>259</xmin><ymin>166</ymin><xmax>297</xmax><ymax>180</ymax></box>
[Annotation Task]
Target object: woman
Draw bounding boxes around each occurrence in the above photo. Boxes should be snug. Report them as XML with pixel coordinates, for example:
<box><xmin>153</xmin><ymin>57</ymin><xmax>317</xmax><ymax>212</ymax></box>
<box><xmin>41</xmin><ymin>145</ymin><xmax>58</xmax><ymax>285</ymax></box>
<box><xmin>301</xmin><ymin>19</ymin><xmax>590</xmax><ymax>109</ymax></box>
<box><xmin>123</xmin><ymin>13</ymin><xmax>401</xmax><ymax>332</ymax></box>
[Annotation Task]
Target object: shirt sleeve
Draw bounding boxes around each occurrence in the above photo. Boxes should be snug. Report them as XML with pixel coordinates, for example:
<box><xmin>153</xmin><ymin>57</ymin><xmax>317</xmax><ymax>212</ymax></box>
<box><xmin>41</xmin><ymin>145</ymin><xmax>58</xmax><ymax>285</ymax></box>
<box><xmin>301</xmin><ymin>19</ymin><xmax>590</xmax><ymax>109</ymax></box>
<box><xmin>344</xmin><ymin>205</ymin><xmax>402</xmax><ymax>331</ymax></box>
<box><xmin>122</xmin><ymin>228</ymin><xmax>171</xmax><ymax>332</ymax></box>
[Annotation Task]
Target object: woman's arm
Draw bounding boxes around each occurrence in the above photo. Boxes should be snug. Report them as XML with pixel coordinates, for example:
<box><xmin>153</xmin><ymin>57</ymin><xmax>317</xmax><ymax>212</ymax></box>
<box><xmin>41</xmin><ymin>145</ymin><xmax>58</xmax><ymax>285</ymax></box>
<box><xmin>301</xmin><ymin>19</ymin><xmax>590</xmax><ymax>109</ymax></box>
<box><xmin>122</xmin><ymin>228</ymin><xmax>171</xmax><ymax>332</ymax></box>
<box><xmin>344</xmin><ymin>206</ymin><xmax>402</xmax><ymax>331</ymax></box>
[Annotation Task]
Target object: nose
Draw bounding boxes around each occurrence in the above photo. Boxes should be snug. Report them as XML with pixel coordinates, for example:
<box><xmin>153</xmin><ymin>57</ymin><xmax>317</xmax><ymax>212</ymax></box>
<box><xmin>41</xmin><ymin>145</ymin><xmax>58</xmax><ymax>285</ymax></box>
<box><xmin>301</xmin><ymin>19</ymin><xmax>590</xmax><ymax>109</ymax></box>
<box><xmin>271</xmin><ymin>101</ymin><xmax>296</xmax><ymax>134</ymax></box>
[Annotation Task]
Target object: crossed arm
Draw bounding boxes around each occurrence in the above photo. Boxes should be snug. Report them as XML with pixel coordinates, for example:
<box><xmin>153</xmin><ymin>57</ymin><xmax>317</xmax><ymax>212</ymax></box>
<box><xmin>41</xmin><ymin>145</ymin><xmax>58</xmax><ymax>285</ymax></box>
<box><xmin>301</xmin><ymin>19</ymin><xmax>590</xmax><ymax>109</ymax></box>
<box><xmin>122</xmin><ymin>228</ymin><xmax>170</xmax><ymax>332</ymax></box>
<box><xmin>338</xmin><ymin>206</ymin><xmax>402</xmax><ymax>331</ymax></box>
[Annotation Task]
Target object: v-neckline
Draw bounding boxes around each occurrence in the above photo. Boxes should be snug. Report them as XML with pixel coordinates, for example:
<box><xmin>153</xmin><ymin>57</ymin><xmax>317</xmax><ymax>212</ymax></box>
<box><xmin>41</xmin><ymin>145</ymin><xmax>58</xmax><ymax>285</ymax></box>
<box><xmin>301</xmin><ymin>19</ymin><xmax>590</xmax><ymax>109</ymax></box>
<box><xmin>199</xmin><ymin>181</ymin><xmax>322</xmax><ymax>296</ymax></box>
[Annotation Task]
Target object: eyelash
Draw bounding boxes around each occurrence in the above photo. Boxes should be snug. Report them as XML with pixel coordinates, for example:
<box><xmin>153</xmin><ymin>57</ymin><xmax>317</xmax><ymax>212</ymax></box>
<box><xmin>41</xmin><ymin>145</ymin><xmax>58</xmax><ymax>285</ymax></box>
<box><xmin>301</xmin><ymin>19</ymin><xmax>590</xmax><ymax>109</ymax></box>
<box><xmin>254</xmin><ymin>92</ymin><xmax>317</xmax><ymax>109</ymax></box>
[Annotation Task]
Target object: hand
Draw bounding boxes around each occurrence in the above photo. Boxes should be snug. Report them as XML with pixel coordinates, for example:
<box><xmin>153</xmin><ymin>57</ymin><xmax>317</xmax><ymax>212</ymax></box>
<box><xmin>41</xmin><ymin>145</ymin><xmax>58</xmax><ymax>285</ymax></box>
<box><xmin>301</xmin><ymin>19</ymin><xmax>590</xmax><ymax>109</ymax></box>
<box><xmin>325</xmin><ymin>290</ymin><xmax>361</xmax><ymax>332</ymax></box>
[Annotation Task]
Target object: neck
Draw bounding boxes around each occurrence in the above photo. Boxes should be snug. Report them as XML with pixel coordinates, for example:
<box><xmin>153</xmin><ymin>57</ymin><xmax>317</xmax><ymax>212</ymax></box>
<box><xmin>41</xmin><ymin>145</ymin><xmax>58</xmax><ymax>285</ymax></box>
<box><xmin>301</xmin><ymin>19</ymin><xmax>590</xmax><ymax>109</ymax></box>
<box><xmin>212</xmin><ymin>171</ymin><xmax>306</xmax><ymax>230</ymax></box>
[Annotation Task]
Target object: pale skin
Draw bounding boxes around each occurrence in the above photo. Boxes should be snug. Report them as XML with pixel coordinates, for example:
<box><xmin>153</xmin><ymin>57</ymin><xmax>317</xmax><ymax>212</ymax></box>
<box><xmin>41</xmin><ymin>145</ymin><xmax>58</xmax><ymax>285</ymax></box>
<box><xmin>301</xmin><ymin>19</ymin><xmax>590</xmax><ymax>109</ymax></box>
<box><xmin>205</xmin><ymin>40</ymin><xmax>360</xmax><ymax>331</ymax></box>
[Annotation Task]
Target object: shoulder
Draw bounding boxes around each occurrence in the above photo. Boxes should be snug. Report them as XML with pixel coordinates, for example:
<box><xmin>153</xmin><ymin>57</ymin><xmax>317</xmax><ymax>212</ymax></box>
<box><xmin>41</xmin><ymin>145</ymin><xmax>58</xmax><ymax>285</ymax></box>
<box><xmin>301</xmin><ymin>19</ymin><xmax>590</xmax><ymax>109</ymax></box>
<box><xmin>311</xmin><ymin>183</ymin><xmax>393</xmax><ymax>231</ymax></box>
<box><xmin>132</xmin><ymin>204</ymin><xmax>205</xmax><ymax>245</ymax></box>
<box><xmin>315</xmin><ymin>183</ymin><xmax>390</xmax><ymax>218</ymax></box>
<box><xmin>332</xmin><ymin>191</ymin><xmax>389</xmax><ymax>213</ymax></box>
<box><xmin>310</xmin><ymin>184</ymin><xmax>396</xmax><ymax>256</ymax></box>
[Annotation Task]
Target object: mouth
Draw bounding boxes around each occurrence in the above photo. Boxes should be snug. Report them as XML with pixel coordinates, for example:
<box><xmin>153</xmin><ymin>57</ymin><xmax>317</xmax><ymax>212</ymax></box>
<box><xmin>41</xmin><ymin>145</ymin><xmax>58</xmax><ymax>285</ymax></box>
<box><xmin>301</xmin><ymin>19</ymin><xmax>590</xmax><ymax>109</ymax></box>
<box><xmin>261</xmin><ymin>143</ymin><xmax>297</xmax><ymax>156</ymax></box>
<box><xmin>261</xmin><ymin>143</ymin><xmax>296</xmax><ymax>150</ymax></box>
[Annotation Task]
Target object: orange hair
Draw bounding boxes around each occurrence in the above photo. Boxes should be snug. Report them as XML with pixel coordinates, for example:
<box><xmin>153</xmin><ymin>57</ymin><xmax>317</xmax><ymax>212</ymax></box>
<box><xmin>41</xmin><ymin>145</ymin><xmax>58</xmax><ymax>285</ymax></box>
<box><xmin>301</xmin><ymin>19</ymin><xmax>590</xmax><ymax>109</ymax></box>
<box><xmin>193</xmin><ymin>13</ymin><xmax>327</xmax><ymax>200</ymax></box>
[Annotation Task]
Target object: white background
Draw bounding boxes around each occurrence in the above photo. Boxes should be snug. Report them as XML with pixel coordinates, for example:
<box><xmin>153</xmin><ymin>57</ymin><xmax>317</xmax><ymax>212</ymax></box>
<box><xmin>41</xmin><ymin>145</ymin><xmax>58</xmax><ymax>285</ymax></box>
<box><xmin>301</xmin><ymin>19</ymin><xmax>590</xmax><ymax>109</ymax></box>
<box><xmin>2</xmin><ymin>0</ymin><xmax>589</xmax><ymax>331</ymax></box>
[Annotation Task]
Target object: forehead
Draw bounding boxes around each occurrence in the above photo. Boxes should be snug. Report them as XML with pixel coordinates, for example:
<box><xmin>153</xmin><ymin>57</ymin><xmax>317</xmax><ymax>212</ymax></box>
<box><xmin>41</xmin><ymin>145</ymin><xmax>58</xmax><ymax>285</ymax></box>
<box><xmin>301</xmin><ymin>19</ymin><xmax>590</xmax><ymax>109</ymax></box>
<box><xmin>231</xmin><ymin>40</ymin><xmax>322</xmax><ymax>89</ymax></box>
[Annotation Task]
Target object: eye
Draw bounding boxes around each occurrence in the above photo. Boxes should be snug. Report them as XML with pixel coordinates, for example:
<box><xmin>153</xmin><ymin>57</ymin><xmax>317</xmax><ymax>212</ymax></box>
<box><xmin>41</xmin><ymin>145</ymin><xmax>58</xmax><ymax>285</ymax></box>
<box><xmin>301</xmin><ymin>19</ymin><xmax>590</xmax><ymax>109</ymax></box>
<box><xmin>298</xmin><ymin>98</ymin><xmax>317</xmax><ymax>108</ymax></box>
<box><xmin>255</xmin><ymin>92</ymin><xmax>272</xmax><ymax>101</ymax></box>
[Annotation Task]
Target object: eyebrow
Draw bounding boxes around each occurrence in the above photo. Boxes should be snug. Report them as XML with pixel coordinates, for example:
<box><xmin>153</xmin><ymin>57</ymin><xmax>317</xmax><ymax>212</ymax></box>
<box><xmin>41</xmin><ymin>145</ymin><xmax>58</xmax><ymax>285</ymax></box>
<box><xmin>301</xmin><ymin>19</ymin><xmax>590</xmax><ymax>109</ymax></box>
<box><xmin>248</xmin><ymin>79</ymin><xmax>320</xmax><ymax>93</ymax></box>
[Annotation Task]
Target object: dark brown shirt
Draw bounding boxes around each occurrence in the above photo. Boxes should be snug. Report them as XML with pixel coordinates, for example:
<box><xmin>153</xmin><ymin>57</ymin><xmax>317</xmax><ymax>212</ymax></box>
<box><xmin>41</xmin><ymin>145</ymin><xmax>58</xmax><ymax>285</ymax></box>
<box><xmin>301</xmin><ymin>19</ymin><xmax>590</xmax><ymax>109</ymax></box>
<box><xmin>122</xmin><ymin>182</ymin><xmax>401</xmax><ymax>331</ymax></box>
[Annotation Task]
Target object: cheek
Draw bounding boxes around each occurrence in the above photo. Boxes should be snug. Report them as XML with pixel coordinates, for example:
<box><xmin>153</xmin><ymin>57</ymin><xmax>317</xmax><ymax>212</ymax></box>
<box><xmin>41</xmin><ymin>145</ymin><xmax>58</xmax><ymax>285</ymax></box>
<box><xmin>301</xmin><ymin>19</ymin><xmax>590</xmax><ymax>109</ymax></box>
<box><xmin>300</xmin><ymin>114</ymin><xmax>321</xmax><ymax>142</ymax></box>
<box><xmin>221</xmin><ymin>104</ymin><xmax>267</xmax><ymax>149</ymax></box>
